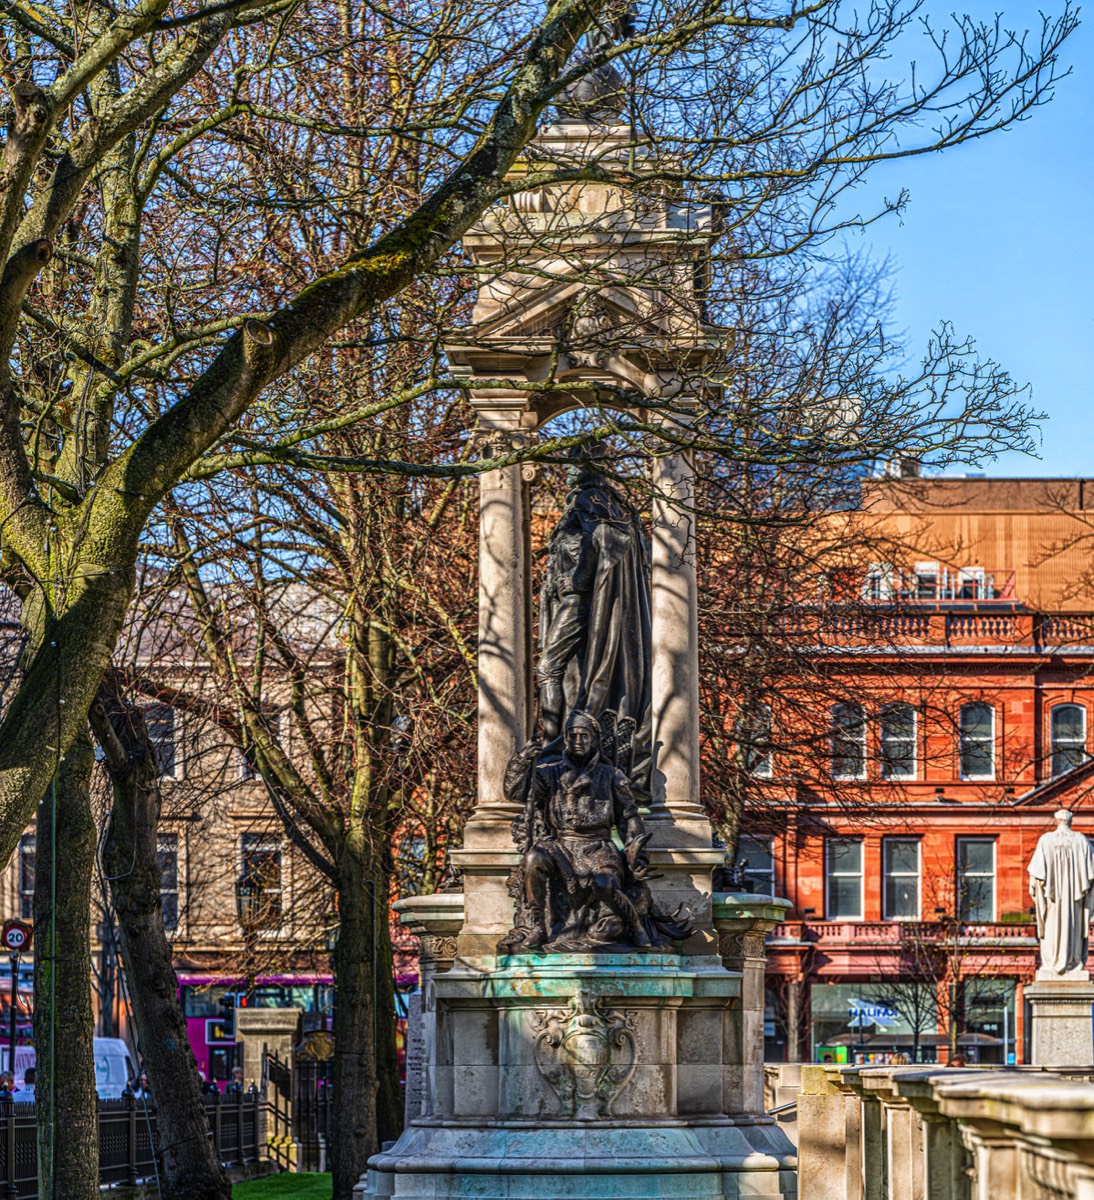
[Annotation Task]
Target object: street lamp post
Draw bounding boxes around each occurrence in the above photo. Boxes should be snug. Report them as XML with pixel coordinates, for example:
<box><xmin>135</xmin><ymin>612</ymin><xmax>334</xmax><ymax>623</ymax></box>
<box><xmin>235</xmin><ymin>874</ymin><xmax>262</xmax><ymax>1008</ymax></box>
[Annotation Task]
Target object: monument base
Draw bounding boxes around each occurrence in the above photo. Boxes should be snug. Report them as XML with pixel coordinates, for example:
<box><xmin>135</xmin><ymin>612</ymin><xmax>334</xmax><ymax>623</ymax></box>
<box><xmin>356</xmin><ymin>947</ymin><xmax>795</xmax><ymax>1199</ymax></box>
<box><xmin>1026</xmin><ymin>979</ymin><xmax>1094</xmax><ymax>1066</ymax></box>
<box><xmin>360</xmin><ymin>1119</ymin><xmax>795</xmax><ymax>1198</ymax></box>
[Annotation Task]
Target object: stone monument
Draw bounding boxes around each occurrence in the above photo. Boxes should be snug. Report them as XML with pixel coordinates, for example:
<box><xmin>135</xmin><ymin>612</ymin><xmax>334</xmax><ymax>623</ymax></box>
<box><xmin>357</xmin><ymin>29</ymin><xmax>796</xmax><ymax>1199</ymax></box>
<box><xmin>1026</xmin><ymin>810</ymin><xmax>1094</xmax><ymax>1066</ymax></box>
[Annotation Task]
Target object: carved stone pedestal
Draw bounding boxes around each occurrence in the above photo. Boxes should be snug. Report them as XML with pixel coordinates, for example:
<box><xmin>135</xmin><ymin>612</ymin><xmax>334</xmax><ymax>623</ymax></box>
<box><xmin>1026</xmin><ymin>978</ymin><xmax>1094</xmax><ymax>1067</ymax></box>
<box><xmin>359</xmin><ymin>898</ymin><xmax>796</xmax><ymax>1199</ymax></box>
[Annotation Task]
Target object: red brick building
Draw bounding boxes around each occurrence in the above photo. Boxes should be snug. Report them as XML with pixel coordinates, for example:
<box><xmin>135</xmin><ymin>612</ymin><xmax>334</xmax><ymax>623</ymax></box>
<box><xmin>741</xmin><ymin>476</ymin><xmax>1094</xmax><ymax>1065</ymax></box>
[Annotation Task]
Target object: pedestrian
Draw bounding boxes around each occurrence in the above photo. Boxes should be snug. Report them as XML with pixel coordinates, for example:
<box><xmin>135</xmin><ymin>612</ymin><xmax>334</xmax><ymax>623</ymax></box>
<box><xmin>21</xmin><ymin>1068</ymin><xmax>35</xmax><ymax>1101</ymax></box>
<box><xmin>226</xmin><ymin>1066</ymin><xmax>245</xmax><ymax>1095</ymax></box>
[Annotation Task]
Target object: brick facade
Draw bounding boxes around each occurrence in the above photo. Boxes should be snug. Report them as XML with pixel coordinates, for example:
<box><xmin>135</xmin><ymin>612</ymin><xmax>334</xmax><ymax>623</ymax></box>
<box><xmin>750</xmin><ymin>477</ymin><xmax>1094</xmax><ymax>1065</ymax></box>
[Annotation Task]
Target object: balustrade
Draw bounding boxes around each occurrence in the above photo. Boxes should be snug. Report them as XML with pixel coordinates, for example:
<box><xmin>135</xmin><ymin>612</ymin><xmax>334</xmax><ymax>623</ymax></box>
<box><xmin>770</xmin><ymin>921</ymin><xmax>1037</xmax><ymax>948</ymax></box>
<box><xmin>797</xmin><ymin>1064</ymin><xmax>1094</xmax><ymax>1200</ymax></box>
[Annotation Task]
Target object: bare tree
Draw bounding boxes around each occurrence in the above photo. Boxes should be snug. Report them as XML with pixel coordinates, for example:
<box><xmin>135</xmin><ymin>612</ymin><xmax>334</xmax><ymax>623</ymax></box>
<box><xmin>128</xmin><ymin>387</ymin><xmax>478</xmax><ymax>1195</ymax></box>
<box><xmin>0</xmin><ymin>1</ymin><xmax>1079</xmax><ymax>1192</ymax></box>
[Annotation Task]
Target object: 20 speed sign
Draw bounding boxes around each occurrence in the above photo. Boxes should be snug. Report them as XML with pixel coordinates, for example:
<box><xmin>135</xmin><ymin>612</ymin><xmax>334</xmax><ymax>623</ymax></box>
<box><xmin>1</xmin><ymin>921</ymin><xmax>31</xmax><ymax>954</ymax></box>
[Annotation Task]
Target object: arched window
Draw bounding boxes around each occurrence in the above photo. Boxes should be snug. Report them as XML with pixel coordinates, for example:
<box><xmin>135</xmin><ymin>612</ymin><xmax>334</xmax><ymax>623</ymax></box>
<box><xmin>831</xmin><ymin>703</ymin><xmax>866</xmax><ymax>779</ymax></box>
<box><xmin>959</xmin><ymin>703</ymin><xmax>995</xmax><ymax>780</ymax></box>
<box><xmin>1051</xmin><ymin>704</ymin><xmax>1087</xmax><ymax>777</ymax></box>
<box><xmin>880</xmin><ymin>704</ymin><xmax>917</xmax><ymax>780</ymax></box>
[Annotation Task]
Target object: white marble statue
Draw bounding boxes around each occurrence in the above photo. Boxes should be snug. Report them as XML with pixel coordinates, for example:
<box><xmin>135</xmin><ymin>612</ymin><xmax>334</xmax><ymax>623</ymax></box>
<box><xmin>1028</xmin><ymin>809</ymin><xmax>1094</xmax><ymax>977</ymax></box>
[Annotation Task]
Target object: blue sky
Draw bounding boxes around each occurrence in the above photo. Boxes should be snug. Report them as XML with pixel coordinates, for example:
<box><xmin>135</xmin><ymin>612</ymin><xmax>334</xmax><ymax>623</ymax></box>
<box><xmin>846</xmin><ymin>2</ymin><xmax>1092</xmax><ymax>477</ymax></box>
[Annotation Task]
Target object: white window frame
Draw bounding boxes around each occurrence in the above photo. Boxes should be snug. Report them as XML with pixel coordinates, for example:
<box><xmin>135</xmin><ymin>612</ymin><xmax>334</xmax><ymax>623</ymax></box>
<box><xmin>863</xmin><ymin>562</ymin><xmax>895</xmax><ymax>602</ymax></box>
<box><xmin>144</xmin><ymin>704</ymin><xmax>182</xmax><ymax>780</ymax></box>
<box><xmin>738</xmin><ymin>702</ymin><xmax>773</xmax><ymax>779</ymax></box>
<box><xmin>882</xmin><ymin>838</ymin><xmax>921</xmax><ymax>920</ymax></box>
<box><xmin>1050</xmin><ymin>703</ymin><xmax>1087</xmax><ymax>777</ymax></box>
<box><xmin>956</xmin><ymin>838</ymin><xmax>996</xmax><ymax>922</ymax></box>
<box><xmin>830</xmin><ymin>703</ymin><xmax>867</xmax><ymax>780</ymax></box>
<box><xmin>825</xmin><ymin>839</ymin><xmax>864</xmax><ymax>920</ymax></box>
<box><xmin>880</xmin><ymin>704</ymin><xmax>917</xmax><ymax>780</ymax></box>
<box><xmin>959</xmin><ymin>703</ymin><xmax>996</xmax><ymax>781</ymax></box>
<box><xmin>157</xmin><ymin>832</ymin><xmax>180</xmax><ymax>933</ymax></box>
<box><xmin>914</xmin><ymin>561</ymin><xmax>939</xmax><ymax>600</ymax></box>
<box><xmin>238</xmin><ymin>747</ymin><xmax>257</xmax><ymax>781</ymax></box>
<box><xmin>958</xmin><ymin>566</ymin><xmax>988</xmax><ymax>600</ymax></box>
<box><xmin>240</xmin><ymin>833</ymin><xmax>283</xmax><ymax>931</ymax></box>
<box><xmin>738</xmin><ymin>835</ymin><xmax>775</xmax><ymax>897</ymax></box>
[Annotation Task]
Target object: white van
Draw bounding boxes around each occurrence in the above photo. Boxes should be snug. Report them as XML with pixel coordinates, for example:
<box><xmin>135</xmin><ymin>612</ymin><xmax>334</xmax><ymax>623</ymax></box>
<box><xmin>13</xmin><ymin>1039</ymin><xmax>136</xmax><ymax>1099</ymax></box>
<box><xmin>93</xmin><ymin>1038</ymin><xmax>136</xmax><ymax>1099</ymax></box>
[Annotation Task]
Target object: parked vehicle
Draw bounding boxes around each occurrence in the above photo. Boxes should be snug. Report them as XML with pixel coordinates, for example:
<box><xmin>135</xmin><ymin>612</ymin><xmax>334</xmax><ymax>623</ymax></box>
<box><xmin>11</xmin><ymin>1039</ymin><xmax>135</xmax><ymax>1099</ymax></box>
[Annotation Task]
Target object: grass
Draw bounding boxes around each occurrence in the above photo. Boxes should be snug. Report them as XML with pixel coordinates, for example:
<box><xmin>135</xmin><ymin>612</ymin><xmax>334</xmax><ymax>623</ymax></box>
<box><xmin>233</xmin><ymin>1172</ymin><xmax>331</xmax><ymax>1199</ymax></box>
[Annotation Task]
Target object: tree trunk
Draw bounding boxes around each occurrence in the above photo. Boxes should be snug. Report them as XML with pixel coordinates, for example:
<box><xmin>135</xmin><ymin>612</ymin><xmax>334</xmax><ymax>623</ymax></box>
<box><xmin>330</xmin><ymin>835</ymin><xmax>401</xmax><ymax>1200</ymax></box>
<box><xmin>33</xmin><ymin>735</ymin><xmax>99</xmax><ymax>1200</ymax></box>
<box><xmin>375</xmin><ymin>869</ymin><xmax>402</xmax><ymax>1148</ymax></box>
<box><xmin>92</xmin><ymin>689</ymin><xmax>231</xmax><ymax>1200</ymax></box>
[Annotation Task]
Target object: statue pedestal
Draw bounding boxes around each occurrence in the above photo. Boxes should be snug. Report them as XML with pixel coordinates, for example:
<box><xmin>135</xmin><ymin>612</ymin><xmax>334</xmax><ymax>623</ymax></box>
<box><xmin>358</xmin><ymin>898</ymin><xmax>796</xmax><ymax>1199</ymax></box>
<box><xmin>1026</xmin><ymin>978</ymin><xmax>1094</xmax><ymax>1067</ymax></box>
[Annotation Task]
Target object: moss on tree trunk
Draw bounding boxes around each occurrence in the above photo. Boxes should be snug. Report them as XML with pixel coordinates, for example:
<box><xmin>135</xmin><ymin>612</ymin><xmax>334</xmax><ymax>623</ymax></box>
<box><xmin>33</xmin><ymin>736</ymin><xmax>98</xmax><ymax>1200</ymax></box>
<box><xmin>94</xmin><ymin>687</ymin><xmax>232</xmax><ymax>1200</ymax></box>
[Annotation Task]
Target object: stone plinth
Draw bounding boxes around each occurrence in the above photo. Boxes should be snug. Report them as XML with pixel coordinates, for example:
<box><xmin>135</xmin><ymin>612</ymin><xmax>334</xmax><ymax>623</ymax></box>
<box><xmin>234</xmin><ymin>1006</ymin><xmax>301</xmax><ymax>1091</ymax></box>
<box><xmin>796</xmin><ymin>1066</ymin><xmax>854</xmax><ymax>1200</ymax></box>
<box><xmin>712</xmin><ymin>893</ymin><xmax>792</xmax><ymax>1114</ymax></box>
<box><xmin>1026</xmin><ymin>978</ymin><xmax>1094</xmax><ymax>1066</ymax></box>
<box><xmin>360</xmin><ymin>898</ymin><xmax>796</xmax><ymax>1199</ymax></box>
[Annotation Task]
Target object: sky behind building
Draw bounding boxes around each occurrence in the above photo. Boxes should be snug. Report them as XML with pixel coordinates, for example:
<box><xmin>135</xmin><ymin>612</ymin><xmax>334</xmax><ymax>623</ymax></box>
<box><xmin>849</xmin><ymin>2</ymin><xmax>1091</xmax><ymax>478</ymax></box>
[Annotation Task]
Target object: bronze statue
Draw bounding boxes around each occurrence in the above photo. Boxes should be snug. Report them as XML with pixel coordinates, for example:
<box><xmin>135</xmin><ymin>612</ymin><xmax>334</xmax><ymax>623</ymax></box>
<box><xmin>536</xmin><ymin>446</ymin><xmax>652</xmax><ymax>793</ymax></box>
<box><xmin>499</xmin><ymin>711</ymin><xmax>691</xmax><ymax>953</ymax></box>
<box><xmin>555</xmin><ymin>5</ymin><xmax>637</xmax><ymax>124</ymax></box>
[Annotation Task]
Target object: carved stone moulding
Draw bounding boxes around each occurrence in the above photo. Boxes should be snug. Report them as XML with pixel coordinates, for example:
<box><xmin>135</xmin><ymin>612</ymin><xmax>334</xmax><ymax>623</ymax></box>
<box><xmin>418</xmin><ymin>934</ymin><xmax>459</xmax><ymax>966</ymax></box>
<box><xmin>532</xmin><ymin>988</ymin><xmax>637</xmax><ymax>1119</ymax></box>
<box><xmin>717</xmin><ymin>931</ymin><xmax>768</xmax><ymax>964</ymax></box>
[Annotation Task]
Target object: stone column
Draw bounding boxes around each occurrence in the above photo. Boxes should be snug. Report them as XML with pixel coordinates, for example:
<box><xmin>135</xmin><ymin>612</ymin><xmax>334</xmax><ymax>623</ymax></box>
<box><xmin>786</xmin><ymin>981</ymin><xmax>803</xmax><ymax>1063</ymax></box>
<box><xmin>798</xmin><ymin>1065</ymin><xmax>851</xmax><ymax>1198</ymax></box>
<box><xmin>713</xmin><ymin>893</ymin><xmax>791</xmax><ymax>1113</ymax></box>
<box><xmin>451</xmin><ymin>405</ymin><xmax>531</xmax><ymax>950</ymax></box>
<box><xmin>883</xmin><ymin>1095</ymin><xmax>924</xmax><ymax>1200</ymax></box>
<box><xmin>393</xmin><ymin>893</ymin><xmax>464</xmax><ymax>1122</ymax></box>
<box><xmin>470</xmin><ymin>416</ymin><xmax>532</xmax><ymax>818</ymax></box>
<box><xmin>861</xmin><ymin>1092</ymin><xmax>885</xmax><ymax>1200</ymax></box>
<box><xmin>649</xmin><ymin>444</ymin><xmax>707</xmax><ymax>844</ymax></box>
<box><xmin>923</xmin><ymin>1113</ymin><xmax>965</xmax><ymax>1200</ymax></box>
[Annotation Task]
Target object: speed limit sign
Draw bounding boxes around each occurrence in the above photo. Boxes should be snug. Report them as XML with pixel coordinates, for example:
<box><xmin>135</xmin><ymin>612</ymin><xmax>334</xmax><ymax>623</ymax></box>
<box><xmin>1</xmin><ymin>922</ymin><xmax>31</xmax><ymax>955</ymax></box>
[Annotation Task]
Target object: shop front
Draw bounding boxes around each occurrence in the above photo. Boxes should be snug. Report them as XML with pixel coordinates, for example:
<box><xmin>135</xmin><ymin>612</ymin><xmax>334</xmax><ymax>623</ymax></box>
<box><xmin>809</xmin><ymin>980</ymin><xmax>939</xmax><ymax>1064</ymax></box>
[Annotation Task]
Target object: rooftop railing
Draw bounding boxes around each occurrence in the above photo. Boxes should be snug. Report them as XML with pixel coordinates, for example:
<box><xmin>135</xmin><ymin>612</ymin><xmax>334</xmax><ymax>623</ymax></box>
<box><xmin>770</xmin><ymin>920</ymin><xmax>1038</xmax><ymax>948</ymax></box>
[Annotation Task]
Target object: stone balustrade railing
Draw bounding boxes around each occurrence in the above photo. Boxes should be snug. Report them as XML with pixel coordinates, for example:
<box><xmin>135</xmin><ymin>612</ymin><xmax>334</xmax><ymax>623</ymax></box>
<box><xmin>769</xmin><ymin>920</ymin><xmax>1038</xmax><ymax>948</ymax></box>
<box><xmin>797</xmin><ymin>1062</ymin><xmax>1094</xmax><ymax>1200</ymax></box>
<box><xmin>770</xmin><ymin>609</ymin><xmax>1094</xmax><ymax>652</ymax></box>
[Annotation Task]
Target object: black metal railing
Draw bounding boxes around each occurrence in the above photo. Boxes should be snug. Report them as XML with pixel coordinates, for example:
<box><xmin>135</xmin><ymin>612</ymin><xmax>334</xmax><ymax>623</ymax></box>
<box><xmin>261</xmin><ymin>1052</ymin><xmax>333</xmax><ymax>1172</ymax></box>
<box><xmin>265</xmin><ymin>1054</ymin><xmax>294</xmax><ymax>1171</ymax></box>
<box><xmin>293</xmin><ymin>1059</ymin><xmax>333</xmax><ymax>1172</ymax></box>
<box><xmin>0</xmin><ymin>1090</ymin><xmax>264</xmax><ymax>1198</ymax></box>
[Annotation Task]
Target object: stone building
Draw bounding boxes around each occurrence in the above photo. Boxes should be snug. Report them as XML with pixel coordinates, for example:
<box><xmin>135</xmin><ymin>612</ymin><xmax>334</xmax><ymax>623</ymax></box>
<box><xmin>738</xmin><ymin>475</ymin><xmax>1094</xmax><ymax>1064</ymax></box>
<box><xmin>0</xmin><ymin>609</ymin><xmax>339</xmax><ymax>1081</ymax></box>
